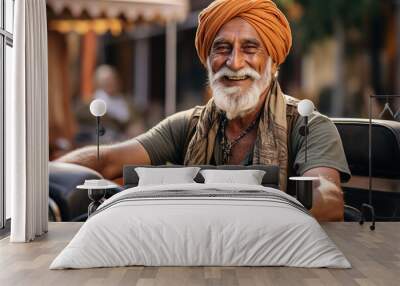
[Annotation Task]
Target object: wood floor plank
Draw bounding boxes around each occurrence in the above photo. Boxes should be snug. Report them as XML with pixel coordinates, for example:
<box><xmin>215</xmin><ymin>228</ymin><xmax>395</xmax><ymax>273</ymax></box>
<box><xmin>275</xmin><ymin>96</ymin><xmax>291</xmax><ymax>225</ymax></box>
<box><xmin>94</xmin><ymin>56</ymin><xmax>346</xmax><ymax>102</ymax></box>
<box><xmin>1</xmin><ymin>222</ymin><xmax>400</xmax><ymax>286</ymax></box>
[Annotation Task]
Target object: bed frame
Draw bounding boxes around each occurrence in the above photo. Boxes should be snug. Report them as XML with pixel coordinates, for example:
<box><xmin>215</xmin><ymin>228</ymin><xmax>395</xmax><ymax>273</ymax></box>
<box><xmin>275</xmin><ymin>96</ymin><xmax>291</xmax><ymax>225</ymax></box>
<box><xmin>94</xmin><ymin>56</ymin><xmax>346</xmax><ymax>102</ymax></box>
<box><xmin>123</xmin><ymin>164</ymin><xmax>280</xmax><ymax>189</ymax></box>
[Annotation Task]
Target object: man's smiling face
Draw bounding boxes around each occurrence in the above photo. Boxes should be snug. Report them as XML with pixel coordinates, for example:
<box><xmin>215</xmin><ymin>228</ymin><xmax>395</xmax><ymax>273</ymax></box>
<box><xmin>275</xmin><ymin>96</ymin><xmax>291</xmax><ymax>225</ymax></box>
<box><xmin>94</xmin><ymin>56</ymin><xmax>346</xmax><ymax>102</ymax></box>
<box><xmin>207</xmin><ymin>17</ymin><xmax>274</xmax><ymax>119</ymax></box>
<box><xmin>209</xmin><ymin>17</ymin><xmax>269</xmax><ymax>90</ymax></box>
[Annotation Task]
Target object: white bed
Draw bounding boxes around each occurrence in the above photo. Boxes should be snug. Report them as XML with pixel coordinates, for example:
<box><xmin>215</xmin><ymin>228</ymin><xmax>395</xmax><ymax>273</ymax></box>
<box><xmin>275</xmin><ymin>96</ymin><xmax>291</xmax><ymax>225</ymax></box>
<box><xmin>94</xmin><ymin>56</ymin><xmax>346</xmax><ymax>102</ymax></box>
<box><xmin>50</xmin><ymin>183</ymin><xmax>351</xmax><ymax>269</ymax></box>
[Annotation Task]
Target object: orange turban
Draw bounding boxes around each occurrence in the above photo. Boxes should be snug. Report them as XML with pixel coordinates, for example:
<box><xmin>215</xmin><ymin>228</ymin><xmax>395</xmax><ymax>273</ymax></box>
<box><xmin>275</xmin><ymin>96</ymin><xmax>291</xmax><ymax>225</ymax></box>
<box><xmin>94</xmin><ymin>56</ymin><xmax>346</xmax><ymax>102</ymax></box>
<box><xmin>195</xmin><ymin>0</ymin><xmax>292</xmax><ymax>67</ymax></box>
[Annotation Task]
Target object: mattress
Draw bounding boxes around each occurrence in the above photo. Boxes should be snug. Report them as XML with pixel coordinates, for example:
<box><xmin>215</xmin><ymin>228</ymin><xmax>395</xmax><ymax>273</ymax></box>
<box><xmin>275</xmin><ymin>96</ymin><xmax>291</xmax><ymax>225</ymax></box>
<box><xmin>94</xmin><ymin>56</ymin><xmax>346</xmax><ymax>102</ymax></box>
<box><xmin>50</xmin><ymin>183</ymin><xmax>351</xmax><ymax>269</ymax></box>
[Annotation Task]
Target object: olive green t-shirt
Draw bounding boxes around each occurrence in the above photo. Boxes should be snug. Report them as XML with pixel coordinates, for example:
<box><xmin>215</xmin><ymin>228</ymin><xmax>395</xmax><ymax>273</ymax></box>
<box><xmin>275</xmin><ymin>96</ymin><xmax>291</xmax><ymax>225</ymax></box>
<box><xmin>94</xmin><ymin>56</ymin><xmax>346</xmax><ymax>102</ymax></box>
<box><xmin>136</xmin><ymin>108</ymin><xmax>351</xmax><ymax>182</ymax></box>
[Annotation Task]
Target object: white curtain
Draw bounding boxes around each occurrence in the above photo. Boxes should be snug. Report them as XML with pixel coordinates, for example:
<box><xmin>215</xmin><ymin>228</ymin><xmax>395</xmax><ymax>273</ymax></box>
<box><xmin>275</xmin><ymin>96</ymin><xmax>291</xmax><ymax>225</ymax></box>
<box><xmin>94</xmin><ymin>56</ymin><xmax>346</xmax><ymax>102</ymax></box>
<box><xmin>7</xmin><ymin>0</ymin><xmax>49</xmax><ymax>242</ymax></box>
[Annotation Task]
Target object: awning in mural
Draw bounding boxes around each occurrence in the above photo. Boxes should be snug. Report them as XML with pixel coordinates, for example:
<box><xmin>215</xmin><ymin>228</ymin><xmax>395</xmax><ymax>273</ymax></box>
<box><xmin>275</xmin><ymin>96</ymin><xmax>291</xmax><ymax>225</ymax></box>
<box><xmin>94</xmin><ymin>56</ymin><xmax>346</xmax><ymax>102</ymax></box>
<box><xmin>47</xmin><ymin>0</ymin><xmax>189</xmax><ymax>22</ymax></box>
<box><xmin>46</xmin><ymin>0</ymin><xmax>189</xmax><ymax>34</ymax></box>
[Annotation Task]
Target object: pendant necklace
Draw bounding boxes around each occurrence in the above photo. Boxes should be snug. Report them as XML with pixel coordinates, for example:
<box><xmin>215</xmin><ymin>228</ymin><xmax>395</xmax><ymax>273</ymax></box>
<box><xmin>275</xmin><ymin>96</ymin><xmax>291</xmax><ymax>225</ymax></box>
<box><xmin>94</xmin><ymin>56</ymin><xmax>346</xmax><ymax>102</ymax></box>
<box><xmin>220</xmin><ymin>114</ymin><xmax>259</xmax><ymax>164</ymax></box>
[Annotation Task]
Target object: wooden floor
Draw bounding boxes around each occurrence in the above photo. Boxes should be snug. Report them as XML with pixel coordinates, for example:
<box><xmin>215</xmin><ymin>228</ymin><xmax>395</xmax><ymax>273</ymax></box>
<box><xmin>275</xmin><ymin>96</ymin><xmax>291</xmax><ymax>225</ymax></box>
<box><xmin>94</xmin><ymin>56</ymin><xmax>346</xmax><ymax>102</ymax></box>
<box><xmin>0</xmin><ymin>222</ymin><xmax>399</xmax><ymax>286</ymax></box>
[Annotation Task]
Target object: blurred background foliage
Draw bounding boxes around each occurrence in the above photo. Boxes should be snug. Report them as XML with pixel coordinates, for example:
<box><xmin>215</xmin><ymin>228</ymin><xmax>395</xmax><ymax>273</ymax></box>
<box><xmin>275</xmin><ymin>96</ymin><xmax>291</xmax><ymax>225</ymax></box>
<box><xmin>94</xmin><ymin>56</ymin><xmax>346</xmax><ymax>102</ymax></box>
<box><xmin>278</xmin><ymin>0</ymin><xmax>379</xmax><ymax>51</ymax></box>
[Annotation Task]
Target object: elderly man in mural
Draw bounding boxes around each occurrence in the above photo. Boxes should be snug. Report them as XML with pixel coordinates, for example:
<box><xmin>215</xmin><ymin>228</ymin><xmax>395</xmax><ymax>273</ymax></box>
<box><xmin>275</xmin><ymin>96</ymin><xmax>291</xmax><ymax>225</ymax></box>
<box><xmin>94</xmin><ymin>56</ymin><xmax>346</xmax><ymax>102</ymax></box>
<box><xmin>57</xmin><ymin>0</ymin><xmax>351</xmax><ymax>221</ymax></box>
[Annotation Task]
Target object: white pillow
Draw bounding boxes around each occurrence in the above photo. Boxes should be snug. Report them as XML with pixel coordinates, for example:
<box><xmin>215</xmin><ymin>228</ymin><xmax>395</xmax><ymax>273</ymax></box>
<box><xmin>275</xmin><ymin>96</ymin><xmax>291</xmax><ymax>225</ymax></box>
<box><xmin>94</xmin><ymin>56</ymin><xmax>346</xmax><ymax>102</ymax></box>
<box><xmin>135</xmin><ymin>167</ymin><xmax>201</xmax><ymax>186</ymax></box>
<box><xmin>200</xmin><ymin>169</ymin><xmax>266</xmax><ymax>185</ymax></box>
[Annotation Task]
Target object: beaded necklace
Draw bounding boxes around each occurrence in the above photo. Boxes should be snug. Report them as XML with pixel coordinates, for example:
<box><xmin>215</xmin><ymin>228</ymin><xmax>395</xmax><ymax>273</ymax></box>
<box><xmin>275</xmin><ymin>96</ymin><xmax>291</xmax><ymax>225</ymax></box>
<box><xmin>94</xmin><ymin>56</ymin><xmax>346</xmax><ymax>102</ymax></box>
<box><xmin>220</xmin><ymin>114</ymin><xmax>260</xmax><ymax>164</ymax></box>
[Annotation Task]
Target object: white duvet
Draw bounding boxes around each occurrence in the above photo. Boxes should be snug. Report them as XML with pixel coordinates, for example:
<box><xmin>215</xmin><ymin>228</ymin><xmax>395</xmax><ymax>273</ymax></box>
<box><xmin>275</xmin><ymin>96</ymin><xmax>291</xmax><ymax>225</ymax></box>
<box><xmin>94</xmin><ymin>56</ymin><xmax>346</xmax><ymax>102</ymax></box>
<box><xmin>50</xmin><ymin>183</ymin><xmax>351</xmax><ymax>269</ymax></box>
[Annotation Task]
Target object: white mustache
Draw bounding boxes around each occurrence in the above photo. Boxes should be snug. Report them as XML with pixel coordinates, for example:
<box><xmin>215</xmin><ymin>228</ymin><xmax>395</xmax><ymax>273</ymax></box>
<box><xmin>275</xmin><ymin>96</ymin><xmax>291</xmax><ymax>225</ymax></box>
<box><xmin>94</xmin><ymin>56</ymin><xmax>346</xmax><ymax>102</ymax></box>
<box><xmin>211</xmin><ymin>66</ymin><xmax>261</xmax><ymax>84</ymax></box>
<box><xmin>207</xmin><ymin>56</ymin><xmax>273</xmax><ymax>119</ymax></box>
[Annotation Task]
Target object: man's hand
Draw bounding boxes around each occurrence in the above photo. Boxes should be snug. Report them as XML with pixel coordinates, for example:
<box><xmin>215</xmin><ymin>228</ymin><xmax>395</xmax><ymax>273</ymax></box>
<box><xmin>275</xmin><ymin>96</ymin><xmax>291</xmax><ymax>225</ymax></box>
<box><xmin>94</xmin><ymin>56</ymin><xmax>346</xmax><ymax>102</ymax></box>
<box><xmin>303</xmin><ymin>167</ymin><xmax>344</xmax><ymax>221</ymax></box>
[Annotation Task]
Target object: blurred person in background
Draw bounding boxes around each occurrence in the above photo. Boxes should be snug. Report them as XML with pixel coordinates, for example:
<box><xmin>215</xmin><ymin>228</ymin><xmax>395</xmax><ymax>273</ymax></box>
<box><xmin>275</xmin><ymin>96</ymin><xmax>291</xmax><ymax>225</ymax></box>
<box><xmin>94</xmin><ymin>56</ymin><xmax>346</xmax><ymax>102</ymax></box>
<box><xmin>75</xmin><ymin>65</ymin><xmax>145</xmax><ymax>144</ymax></box>
<box><xmin>94</xmin><ymin>65</ymin><xmax>131</xmax><ymax>128</ymax></box>
<box><xmin>57</xmin><ymin>0</ymin><xmax>351</xmax><ymax>221</ymax></box>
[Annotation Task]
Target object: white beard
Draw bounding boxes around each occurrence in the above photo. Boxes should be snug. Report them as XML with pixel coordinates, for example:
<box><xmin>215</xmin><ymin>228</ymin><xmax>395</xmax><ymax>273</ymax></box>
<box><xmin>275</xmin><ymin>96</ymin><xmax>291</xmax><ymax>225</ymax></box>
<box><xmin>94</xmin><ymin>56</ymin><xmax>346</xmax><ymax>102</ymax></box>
<box><xmin>207</xmin><ymin>57</ymin><xmax>272</xmax><ymax>119</ymax></box>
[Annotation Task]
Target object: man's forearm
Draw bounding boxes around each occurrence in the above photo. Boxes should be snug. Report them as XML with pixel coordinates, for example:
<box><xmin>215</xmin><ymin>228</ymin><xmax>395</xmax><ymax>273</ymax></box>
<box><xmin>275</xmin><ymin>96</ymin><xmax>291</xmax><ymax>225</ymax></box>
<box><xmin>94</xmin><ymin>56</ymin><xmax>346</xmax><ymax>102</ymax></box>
<box><xmin>55</xmin><ymin>145</ymin><xmax>106</xmax><ymax>174</ymax></box>
<box><xmin>54</xmin><ymin>139</ymin><xmax>151</xmax><ymax>180</ymax></box>
<box><xmin>310</xmin><ymin>177</ymin><xmax>344</xmax><ymax>221</ymax></box>
<box><xmin>303</xmin><ymin>168</ymin><xmax>344</xmax><ymax>221</ymax></box>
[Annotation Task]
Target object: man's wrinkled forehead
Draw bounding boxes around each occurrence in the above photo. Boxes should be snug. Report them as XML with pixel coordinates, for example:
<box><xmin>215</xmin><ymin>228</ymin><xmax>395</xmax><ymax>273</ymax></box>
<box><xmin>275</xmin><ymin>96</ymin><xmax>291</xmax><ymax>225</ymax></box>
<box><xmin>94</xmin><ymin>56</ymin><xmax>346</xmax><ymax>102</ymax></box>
<box><xmin>212</xmin><ymin>37</ymin><xmax>263</xmax><ymax>49</ymax></box>
<box><xmin>211</xmin><ymin>17</ymin><xmax>265</xmax><ymax>49</ymax></box>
